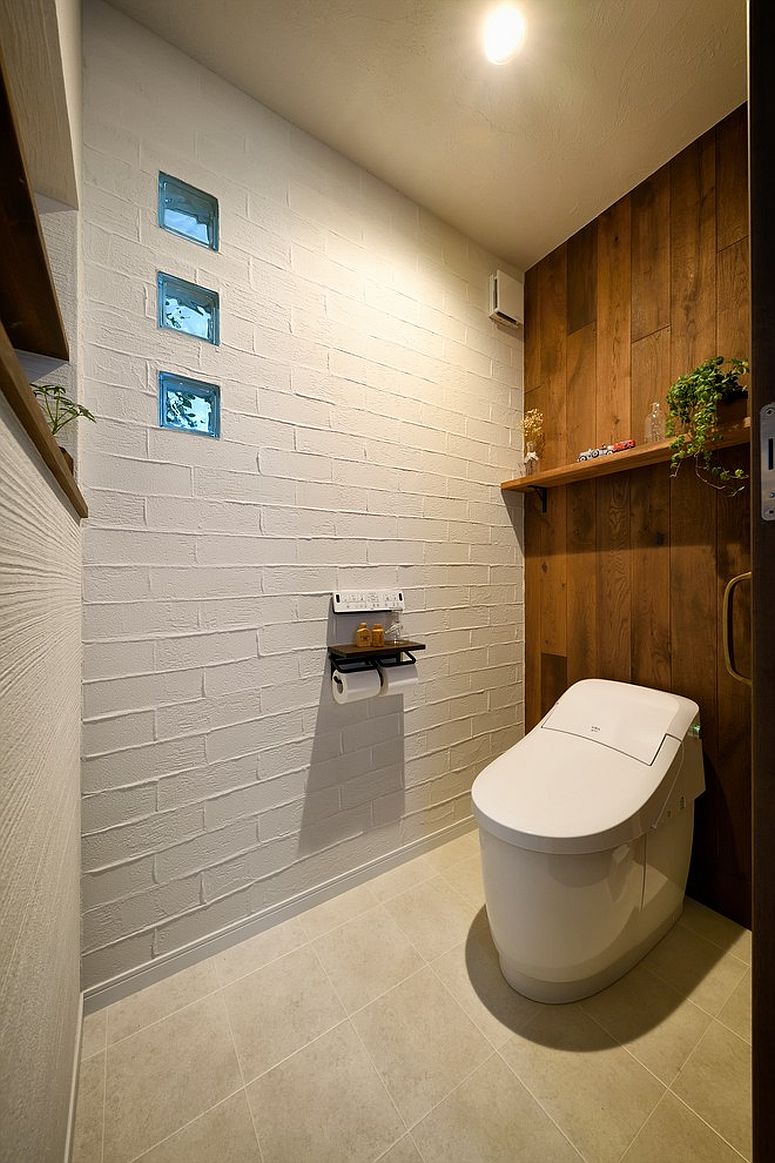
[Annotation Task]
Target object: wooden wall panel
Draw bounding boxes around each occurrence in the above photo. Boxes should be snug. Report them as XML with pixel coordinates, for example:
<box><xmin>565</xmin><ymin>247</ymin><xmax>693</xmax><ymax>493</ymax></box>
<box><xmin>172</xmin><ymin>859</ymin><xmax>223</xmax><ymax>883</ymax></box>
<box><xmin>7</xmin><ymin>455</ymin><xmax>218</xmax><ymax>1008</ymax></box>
<box><xmin>596</xmin><ymin>476</ymin><xmax>632</xmax><ymax>682</ymax></box>
<box><xmin>630</xmin><ymin>465</ymin><xmax>671</xmax><ymax>690</ymax></box>
<box><xmin>717</xmin><ymin>104</ymin><xmax>749</xmax><ymax>251</ymax></box>
<box><xmin>631</xmin><ymin>167</ymin><xmax>670</xmax><ymax>342</ymax></box>
<box><xmin>596</xmin><ymin>199</ymin><xmax>632</xmax><ymax>443</ymax></box>
<box><xmin>522</xmin><ymin>105</ymin><xmax>751</xmax><ymax>925</ymax></box>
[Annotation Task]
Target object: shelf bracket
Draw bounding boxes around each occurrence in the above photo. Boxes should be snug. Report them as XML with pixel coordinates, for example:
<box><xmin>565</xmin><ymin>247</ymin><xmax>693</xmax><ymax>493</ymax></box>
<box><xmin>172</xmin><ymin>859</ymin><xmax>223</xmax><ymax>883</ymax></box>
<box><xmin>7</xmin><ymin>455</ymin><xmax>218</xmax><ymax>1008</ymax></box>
<box><xmin>529</xmin><ymin>485</ymin><xmax>548</xmax><ymax>513</ymax></box>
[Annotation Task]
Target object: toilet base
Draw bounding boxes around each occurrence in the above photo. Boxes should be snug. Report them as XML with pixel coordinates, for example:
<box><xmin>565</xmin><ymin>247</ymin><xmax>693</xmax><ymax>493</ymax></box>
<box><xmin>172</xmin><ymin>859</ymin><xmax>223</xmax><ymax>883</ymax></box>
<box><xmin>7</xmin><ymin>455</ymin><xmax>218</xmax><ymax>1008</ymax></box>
<box><xmin>497</xmin><ymin>907</ymin><xmax>681</xmax><ymax>1004</ymax></box>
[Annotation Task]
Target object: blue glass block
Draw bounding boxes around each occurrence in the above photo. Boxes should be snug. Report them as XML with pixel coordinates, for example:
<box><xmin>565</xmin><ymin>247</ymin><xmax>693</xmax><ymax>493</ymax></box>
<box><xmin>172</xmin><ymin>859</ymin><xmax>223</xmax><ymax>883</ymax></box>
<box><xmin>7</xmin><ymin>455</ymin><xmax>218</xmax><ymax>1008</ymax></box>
<box><xmin>159</xmin><ymin>372</ymin><xmax>221</xmax><ymax>439</ymax></box>
<box><xmin>158</xmin><ymin>172</ymin><xmax>219</xmax><ymax>249</ymax></box>
<box><xmin>157</xmin><ymin>271</ymin><xmax>220</xmax><ymax>345</ymax></box>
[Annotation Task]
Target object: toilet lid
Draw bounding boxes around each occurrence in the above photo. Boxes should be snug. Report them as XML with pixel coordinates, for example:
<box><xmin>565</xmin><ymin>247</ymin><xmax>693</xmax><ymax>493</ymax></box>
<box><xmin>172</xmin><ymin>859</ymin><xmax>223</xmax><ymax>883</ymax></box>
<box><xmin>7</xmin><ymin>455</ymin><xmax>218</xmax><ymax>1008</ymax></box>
<box><xmin>472</xmin><ymin>729</ymin><xmax>682</xmax><ymax>854</ymax></box>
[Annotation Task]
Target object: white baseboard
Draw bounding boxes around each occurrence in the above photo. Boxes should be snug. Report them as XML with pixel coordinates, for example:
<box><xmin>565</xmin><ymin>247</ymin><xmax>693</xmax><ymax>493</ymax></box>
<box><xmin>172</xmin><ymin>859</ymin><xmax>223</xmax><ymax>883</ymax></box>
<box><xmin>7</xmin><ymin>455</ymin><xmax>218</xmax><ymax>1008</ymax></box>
<box><xmin>83</xmin><ymin>817</ymin><xmax>478</xmax><ymax>1014</ymax></box>
<box><xmin>62</xmin><ymin>991</ymin><xmax>84</xmax><ymax>1163</ymax></box>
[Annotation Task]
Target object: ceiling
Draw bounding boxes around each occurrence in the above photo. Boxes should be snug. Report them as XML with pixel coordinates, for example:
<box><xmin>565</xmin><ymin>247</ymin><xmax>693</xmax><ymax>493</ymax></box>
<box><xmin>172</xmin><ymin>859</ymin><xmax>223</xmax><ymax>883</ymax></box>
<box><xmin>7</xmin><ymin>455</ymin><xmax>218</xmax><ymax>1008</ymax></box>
<box><xmin>107</xmin><ymin>0</ymin><xmax>747</xmax><ymax>269</ymax></box>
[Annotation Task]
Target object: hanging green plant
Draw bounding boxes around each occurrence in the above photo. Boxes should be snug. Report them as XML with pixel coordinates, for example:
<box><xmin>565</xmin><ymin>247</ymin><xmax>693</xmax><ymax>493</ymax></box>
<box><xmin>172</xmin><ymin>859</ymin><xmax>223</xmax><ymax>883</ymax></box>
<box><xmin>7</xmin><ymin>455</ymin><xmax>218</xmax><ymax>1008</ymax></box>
<box><xmin>32</xmin><ymin>383</ymin><xmax>96</xmax><ymax>434</ymax></box>
<box><xmin>665</xmin><ymin>356</ymin><xmax>749</xmax><ymax>493</ymax></box>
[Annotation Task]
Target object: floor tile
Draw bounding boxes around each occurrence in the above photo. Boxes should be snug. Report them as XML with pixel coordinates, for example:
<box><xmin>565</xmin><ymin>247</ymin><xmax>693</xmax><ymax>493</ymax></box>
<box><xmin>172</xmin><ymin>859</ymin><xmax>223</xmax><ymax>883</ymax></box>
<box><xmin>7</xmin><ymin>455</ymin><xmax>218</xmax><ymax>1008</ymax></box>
<box><xmin>580</xmin><ymin>964</ymin><xmax>712</xmax><ymax>1084</ymax></box>
<box><xmin>424</xmin><ymin>829</ymin><xmax>479</xmax><ymax>872</ymax></box>
<box><xmin>439</xmin><ymin>853</ymin><xmax>486</xmax><ymax>907</ymax></box>
<box><xmin>671</xmin><ymin>1021</ymin><xmax>752</xmax><ymax>1159</ymax></box>
<box><xmin>680</xmin><ymin>898</ymin><xmax>752</xmax><ymax>964</ymax></box>
<box><xmin>501</xmin><ymin>1003</ymin><xmax>665</xmax><ymax>1163</ymax></box>
<box><xmin>382</xmin><ymin>876</ymin><xmax>477</xmax><ymax>961</ymax></box>
<box><xmin>134</xmin><ymin>1091</ymin><xmax>259</xmax><ymax>1162</ymax></box>
<box><xmin>223</xmin><ymin>944</ymin><xmax>345</xmax><ymax>1082</ymax></box>
<box><xmin>376</xmin><ymin>1136</ymin><xmax>423</xmax><ymax>1162</ymax></box>
<box><xmin>717</xmin><ymin>969</ymin><xmax>751</xmax><ymax>1043</ymax></box>
<box><xmin>413</xmin><ymin>1053</ymin><xmax>580</xmax><ymax>1162</ymax></box>
<box><xmin>313</xmin><ymin>904</ymin><xmax>425</xmax><ymax>1012</ymax></box>
<box><xmin>622</xmin><ymin>1092</ymin><xmax>743</xmax><ymax>1162</ymax></box>
<box><xmin>107</xmin><ymin>958</ymin><xmax>218</xmax><ymax>1044</ymax></box>
<box><xmin>298</xmin><ymin>881</ymin><xmax>380</xmax><ymax>941</ymax></box>
<box><xmin>431</xmin><ymin>909</ymin><xmax>543</xmax><ymax>1047</ymax></box>
<box><xmin>81</xmin><ymin>1008</ymin><xmax>107</xmax><ymax>1060</ymax></box>
<box><xmin>352</xmin><ymin>964</ymin><xmax>491</xmax><ymax>1125</ymax></box>
<box><xmin>103</xmin><ymin>993</ymin><xmax>241</xmax><ymax>1163</ymax></box>
<box><xmin>368</xmin><ymin>853</ymin><xmax>436</xmax><ymax>903</ymax></box>
<box><xmin>246</xmin><ymin>1021</ymin><xmax>404</xmax><ymax>1163</ymax></box>
<box><xmin>641</xmin><ymin>922</ymin><xmax>748</xmax><ymax>1016</ymax></box>
<box><xmin>72</xmin><ymin>1050</ymin><xmax>104</xmax><ymax>1163</ymax></box>
<box><xmin>212</xmin><ymin>916</ymin><xmax>308</xmax><ymax>986</ymax></box>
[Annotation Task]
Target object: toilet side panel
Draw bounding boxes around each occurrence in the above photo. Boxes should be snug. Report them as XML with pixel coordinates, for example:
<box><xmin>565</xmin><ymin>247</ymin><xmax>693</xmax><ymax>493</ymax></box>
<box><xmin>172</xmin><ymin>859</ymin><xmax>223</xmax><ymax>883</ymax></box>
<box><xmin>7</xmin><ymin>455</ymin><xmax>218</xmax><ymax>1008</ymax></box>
<box><xmin>479</xmin><ymin>829</ymin><xmax>645</xmax><ymax>985</ymax></box>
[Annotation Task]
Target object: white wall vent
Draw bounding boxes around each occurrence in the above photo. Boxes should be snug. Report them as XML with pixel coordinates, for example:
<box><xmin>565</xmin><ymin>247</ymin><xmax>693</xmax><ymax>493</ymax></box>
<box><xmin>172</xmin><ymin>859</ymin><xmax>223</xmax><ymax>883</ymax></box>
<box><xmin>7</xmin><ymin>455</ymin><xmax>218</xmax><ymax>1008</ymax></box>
<box><xmin>488</xmin><ymin>269</ymin><xmax>524</xmax><ymax>330</ymax></box>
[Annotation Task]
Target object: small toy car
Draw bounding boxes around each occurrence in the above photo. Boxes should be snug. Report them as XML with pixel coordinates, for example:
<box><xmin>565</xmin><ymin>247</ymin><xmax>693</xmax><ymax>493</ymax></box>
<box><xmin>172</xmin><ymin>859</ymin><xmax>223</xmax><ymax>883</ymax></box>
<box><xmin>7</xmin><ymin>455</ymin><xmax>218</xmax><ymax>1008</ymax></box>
<box><xmin>577</xmin><ymin>439</ymin><xmax>636</xmax><ymax>461</ymax></box>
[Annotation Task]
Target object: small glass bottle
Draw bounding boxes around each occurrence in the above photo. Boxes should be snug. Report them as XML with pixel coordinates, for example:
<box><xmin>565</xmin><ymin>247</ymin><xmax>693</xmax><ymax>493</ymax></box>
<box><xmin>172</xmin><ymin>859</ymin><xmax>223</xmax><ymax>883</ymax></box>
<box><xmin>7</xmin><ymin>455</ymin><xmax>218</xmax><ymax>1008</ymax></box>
<box><xmin>644</xmin><ymin>401</ymin><xmax>664</xmax><ymax>444</ymax></box>
<box><xmin>384</xmin><ymin>608</ymin><xmax>404</xmax><ymax>645</ymax></box>
<box><xmin>371</xmin><ymin>624</ymin><xmax>385</xmax><ymax>648</ymax></box>
<box><xmin>524</xmin><ymin>441</ymin><xmax>540</xmax><ymax>476</ymax></box>
<box><xmin>354</xmin><ymin>622</ymin><xmax>372</xmax><ymax>648</ymax></box>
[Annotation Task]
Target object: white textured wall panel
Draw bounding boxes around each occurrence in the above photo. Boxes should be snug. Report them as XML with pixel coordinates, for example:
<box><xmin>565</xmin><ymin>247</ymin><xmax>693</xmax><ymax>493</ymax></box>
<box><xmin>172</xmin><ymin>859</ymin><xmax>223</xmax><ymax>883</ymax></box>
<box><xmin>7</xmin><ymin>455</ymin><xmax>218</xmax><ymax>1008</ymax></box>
<box><xmin>0</xmin><ymin>390</ymin><xmax>82</xmax><ymax>1163</ymax></box>
<box><xmin>80</xmin><ymin>0</ymin><xmax>525</xmax><ymax>989</ymax></box>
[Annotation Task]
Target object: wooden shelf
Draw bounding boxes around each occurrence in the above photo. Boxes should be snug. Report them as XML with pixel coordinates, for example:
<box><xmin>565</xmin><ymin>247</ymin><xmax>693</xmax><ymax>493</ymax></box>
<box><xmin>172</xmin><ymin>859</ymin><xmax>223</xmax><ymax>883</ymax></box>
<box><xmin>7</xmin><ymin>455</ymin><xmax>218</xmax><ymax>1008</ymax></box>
<box><xmin>0</xmin><ymin>321</ymin><xmax>87</xmax><ymax>518</ymax></box>
<box><xmin>501</xmin><ymin>419</ymin><xmax>751</xmax><ymax>494</ymax></box>
<box><xmin>0</xmin><ymin>42</ymin><xmax>68</xmax><ymax>360</ymax></box>
<box><xmin>328</xmin><ymin>640</ymin><xmax>426</xmax><ymax>661</ymax></box>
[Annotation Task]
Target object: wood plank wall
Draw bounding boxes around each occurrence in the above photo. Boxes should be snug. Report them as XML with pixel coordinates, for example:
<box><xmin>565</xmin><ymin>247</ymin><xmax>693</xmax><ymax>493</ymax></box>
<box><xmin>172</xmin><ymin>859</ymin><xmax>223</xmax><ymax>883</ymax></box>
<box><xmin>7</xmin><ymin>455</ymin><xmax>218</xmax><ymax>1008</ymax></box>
<box><xmin>523</xmin><ymin>105</ymin><xmax>752</xmax><ymax>926</ymax></box>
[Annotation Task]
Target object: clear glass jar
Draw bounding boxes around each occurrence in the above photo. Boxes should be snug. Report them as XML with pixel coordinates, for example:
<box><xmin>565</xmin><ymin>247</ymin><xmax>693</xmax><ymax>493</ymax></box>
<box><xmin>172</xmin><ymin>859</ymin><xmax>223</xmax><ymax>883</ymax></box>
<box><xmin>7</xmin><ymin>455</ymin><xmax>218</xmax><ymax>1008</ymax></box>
<box><xmin>384</xmin><ymin>608</ymin><xmax>404</xmax><ymax>644</ymax></box>
<box><xmin>644</xmin><ymin>401</ymin><xmax>664</xmax><ymax>444</ymax></box>
<box><xmin>524</xmin><ymin>441</ymin><xmax>540</xmax><ymax>476</ymax></box>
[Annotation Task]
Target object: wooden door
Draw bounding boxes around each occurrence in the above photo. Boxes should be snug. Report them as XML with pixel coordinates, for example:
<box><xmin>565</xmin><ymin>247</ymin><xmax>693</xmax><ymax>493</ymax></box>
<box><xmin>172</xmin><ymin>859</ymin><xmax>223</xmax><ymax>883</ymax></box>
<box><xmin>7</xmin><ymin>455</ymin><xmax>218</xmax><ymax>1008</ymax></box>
<box><xmin>748</xmin><ymin>2</ymin><xmax>775</xmax><ymax>1157</ymax></box>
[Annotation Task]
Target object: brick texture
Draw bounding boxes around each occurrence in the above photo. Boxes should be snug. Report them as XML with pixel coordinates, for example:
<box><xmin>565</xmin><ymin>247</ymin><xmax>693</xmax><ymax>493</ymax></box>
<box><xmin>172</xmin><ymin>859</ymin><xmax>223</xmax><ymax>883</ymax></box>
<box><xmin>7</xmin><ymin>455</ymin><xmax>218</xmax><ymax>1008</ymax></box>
<box><xmin>79</xmin><ymin>0</ymin><xmax>524</xmax><ymax>988</ymax></box>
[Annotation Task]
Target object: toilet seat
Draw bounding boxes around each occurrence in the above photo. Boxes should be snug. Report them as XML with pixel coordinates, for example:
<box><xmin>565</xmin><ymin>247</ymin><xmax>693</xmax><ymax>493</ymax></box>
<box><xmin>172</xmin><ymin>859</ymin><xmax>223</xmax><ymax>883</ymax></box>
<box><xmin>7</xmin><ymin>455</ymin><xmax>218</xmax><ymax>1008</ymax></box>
<box><xmin>472</xmin><ymin>679</ymin><xmax>701</xmax><ymax>856</ymax></box>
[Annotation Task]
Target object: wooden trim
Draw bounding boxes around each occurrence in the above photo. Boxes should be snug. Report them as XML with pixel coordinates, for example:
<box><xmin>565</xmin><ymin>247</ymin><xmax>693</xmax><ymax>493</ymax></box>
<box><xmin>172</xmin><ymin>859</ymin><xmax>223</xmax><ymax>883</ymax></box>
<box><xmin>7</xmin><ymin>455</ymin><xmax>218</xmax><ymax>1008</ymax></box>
<box><xmin>0</xmin><ymin>321</ymin><xmax>87</xmax><ymax>518</ymax></box>
<box><xmin>501</xmin><ymin>419</ymin><xmax>750</xmax><ymax>493</ymax></box>
<box><xmin>749</xmin><ymin>2</ymin><xmax>775</xmax><ymax>1156</ymax></box>
<box><xmin>0</xmin><ymin>40</ymin><xmax>68</xmax><ymax>360</ymax></box>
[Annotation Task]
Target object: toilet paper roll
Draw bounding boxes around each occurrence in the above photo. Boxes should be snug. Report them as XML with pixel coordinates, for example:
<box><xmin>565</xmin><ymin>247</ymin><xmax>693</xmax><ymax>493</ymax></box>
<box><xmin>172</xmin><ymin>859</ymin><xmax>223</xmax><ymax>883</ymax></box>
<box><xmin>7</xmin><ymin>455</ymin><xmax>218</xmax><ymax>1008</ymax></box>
<box><xmin>378</xmin><ymin>662</ymin><xmax>419</xmax><ymax>696</ymax></box>
<box><xmin>331</xmin><ymin>667</ymin><xmax>381</xmax><ymax>704</ymax></box>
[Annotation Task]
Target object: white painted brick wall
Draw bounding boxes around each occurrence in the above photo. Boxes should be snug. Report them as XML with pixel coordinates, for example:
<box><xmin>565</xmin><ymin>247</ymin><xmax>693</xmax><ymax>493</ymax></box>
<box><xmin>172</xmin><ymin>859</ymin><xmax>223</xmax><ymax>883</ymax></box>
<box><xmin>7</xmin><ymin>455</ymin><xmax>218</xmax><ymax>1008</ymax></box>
<box><xmin>79</xmin><ymin>0</ymin><xmax>525</xmax><ymax>989</ymax></box>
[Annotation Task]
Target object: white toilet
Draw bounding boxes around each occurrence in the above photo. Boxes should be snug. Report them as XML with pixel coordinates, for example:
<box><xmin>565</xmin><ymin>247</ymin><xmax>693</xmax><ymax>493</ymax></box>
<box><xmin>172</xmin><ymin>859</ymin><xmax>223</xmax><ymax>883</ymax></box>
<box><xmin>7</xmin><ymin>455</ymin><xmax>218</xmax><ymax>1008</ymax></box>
<box><xmin>472</xmin><ymin>679</ymin><xmax>704</xmax><ymax>1003</ymax></box>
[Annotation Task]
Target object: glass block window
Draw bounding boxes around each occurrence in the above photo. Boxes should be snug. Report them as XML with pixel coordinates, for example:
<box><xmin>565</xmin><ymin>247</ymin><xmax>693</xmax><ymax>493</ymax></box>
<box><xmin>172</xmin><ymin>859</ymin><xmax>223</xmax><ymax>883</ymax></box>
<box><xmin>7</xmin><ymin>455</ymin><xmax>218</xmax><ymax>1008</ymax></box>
<box><xmin>158</xmin><ymin>172</ymin><xmax>219</xmax><ymax>250</ymax></box>
<box><xmin>159</xmin><ymin>372</ymin><xmax>221</xmax><ymax>439</ymax></box>
<box><xmin>157</xmin><ymin>271</ymin><xmax>220</xmax><ymax>345</ymax></box>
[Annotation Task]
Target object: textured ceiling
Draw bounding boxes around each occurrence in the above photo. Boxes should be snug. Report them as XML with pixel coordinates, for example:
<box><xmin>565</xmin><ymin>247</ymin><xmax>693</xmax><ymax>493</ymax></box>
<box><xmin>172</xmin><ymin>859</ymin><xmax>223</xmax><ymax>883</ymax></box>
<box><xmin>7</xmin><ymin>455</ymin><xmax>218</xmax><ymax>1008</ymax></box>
<box><xmin>106</xmin><ymin>0</ymin><xmax>747</xmax><ymax>268</ymax></box>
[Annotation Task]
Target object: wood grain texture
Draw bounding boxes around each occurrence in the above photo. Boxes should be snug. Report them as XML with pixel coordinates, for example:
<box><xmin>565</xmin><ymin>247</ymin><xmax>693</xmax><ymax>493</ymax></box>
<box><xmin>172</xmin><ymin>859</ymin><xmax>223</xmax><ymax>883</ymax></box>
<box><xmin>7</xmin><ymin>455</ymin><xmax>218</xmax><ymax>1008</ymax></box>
<box><xmin>538</xmin><ymin>246</ymin><xmax>567</xmax><ymax>469</ymax></box>
<box><xmin>631</xmin><ymin>327</ymin><xmax>671</xmax><ymax>445</ymax></box>
<box><xmin>596</xmin><ymin>198</ymin><xmax>632</xmax><ymax>444</ymax></box>
<box><xmin>522</xmin><ymin>106</ymin><xmax>751</xmax><ymax>926</ymax></box>
<box><xmin>630</xmin><ymin>465</ymin><xmax>670</xmax><ymax>690</ymax></box>
<box><xmin>716</xmin><ymin>104</ymin><xmax>749</xmax><ymax>252</ymax></box>
<box><xmin>596</xmin><ymin>475</ymin><xmax>631</xmax><ymax>682</ymax></box>
<box><xmin>631</xmin><ymin>167</ymin><xmax>670</xmax><ymax>342</ymax></box>
<box><xmin>0</xmin><ymin>41</ymin><xmax>69</xmax><ymax>360</ymax></box>
<box><xmin>565</xmin><ymin>480</ymin><xmax>598</xmax><ymax>685</ymax></box>
<box><xmin>565</xmin><ymin>322</ymin><xmax>597</xmax><ymax>462</ymax></box>
<box><xmin>670</xmin><ymin>130</ymin><xmax>717</xmax><ymax>379</ymax></box>
<box><xmin>566</xmin><ymin>222</ymin><xmax>597</xmax><ymax>335</ymax></box>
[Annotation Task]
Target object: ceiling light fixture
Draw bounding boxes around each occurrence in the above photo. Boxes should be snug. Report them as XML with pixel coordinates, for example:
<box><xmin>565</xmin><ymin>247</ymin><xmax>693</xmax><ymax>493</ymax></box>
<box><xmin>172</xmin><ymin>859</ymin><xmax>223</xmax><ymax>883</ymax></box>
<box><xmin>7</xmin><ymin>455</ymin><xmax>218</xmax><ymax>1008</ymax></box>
<box><xmin>483</xmin><ymin>4</ymin><xmax>526</xmax><ymax>64</ymax></box>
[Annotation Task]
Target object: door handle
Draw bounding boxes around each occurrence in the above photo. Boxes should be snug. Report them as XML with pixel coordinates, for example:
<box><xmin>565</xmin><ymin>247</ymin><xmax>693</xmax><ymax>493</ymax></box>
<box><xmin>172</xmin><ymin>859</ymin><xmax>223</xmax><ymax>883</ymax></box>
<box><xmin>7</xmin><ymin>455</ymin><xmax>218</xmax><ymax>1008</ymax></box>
<box><xmin>722</xmin><ymin>571</ymin><xmax>752</xmax><ymax>686</ymax></box>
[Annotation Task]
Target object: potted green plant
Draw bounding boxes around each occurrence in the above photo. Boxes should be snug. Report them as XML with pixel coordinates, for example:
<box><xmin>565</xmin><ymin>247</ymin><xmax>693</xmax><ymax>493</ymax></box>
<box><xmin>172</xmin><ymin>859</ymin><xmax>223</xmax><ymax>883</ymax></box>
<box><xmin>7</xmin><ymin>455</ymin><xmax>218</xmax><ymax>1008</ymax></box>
<box><xmin>666</xmin><ymin>356</ymin><xmax>749</xmax><ymax>492</ymax></box>
<box><xmin>31</xmin><ymin>383</ymin><xmax>95</xmax><ymax>472</ymax></box>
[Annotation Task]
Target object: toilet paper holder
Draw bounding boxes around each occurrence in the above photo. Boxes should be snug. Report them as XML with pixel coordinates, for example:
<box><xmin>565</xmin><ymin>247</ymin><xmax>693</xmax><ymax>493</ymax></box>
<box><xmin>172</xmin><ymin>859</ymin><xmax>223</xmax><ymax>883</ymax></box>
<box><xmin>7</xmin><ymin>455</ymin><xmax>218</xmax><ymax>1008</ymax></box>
<box><xmin>327</xmin><ymin>640</ymin><xmax>426</xmax><ymax>676</ymax></box>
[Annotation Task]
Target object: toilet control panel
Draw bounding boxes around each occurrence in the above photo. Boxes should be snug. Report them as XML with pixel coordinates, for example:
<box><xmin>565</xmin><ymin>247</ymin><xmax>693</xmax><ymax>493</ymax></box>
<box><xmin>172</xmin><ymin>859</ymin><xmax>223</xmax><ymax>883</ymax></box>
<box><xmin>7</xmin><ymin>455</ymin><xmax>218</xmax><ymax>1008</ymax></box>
<box><xmin>332</xmin><ymin>589</ymin><xmax>405</xmax><ymax>613</ymax></box>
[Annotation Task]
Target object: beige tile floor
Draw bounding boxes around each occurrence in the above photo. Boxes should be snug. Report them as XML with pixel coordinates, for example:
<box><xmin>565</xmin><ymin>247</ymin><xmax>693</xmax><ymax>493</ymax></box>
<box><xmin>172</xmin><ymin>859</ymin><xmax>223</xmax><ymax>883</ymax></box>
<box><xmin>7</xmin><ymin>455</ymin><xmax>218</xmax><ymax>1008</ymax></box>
<box><xmin>73</xmin><ymin>829</ymin><xmax>752</xmax><ymax>1163</ymax></box>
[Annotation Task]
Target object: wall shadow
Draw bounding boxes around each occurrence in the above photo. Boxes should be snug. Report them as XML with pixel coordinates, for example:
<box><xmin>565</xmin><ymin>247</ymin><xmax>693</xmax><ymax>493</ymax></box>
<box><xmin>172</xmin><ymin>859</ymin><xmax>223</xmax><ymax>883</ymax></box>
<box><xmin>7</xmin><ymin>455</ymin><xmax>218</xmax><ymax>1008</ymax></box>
<box><xmin>297</xmin><ymin>603</ymin><xmax>406</xmax><ymax>858</ymax></box>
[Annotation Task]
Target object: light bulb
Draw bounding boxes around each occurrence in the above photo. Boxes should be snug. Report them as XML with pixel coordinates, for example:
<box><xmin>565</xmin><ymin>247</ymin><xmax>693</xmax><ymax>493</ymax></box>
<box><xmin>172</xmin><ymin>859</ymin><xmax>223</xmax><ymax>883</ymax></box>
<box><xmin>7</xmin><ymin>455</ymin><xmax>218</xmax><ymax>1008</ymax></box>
<box><xmin>483</xmin><ymin>4</ymin><xmax>526</xmax><ymax>64</ymax></box>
